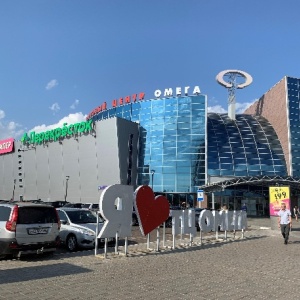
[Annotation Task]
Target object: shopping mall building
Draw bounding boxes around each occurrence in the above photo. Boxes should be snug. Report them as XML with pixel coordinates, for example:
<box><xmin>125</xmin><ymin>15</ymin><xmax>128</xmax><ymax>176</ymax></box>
<box><xmin>1</xmin><ymin>77</ymin><xmax>300</xmax><ymax>216</ymax></box>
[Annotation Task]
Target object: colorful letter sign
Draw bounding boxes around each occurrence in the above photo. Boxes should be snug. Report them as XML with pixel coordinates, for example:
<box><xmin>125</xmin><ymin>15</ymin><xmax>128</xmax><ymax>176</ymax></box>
<box><xmin>134</xmin><ymin>185</ymin><xmax>170</xmax><ymax>236</ymax></box>
<box><xmin>98</xmin><ymin>184</ymin><xmax>247</xmax><ymax>241</ymax></box>
<box><xmin>99</xmin><ymin>184</ymin><xmax>134</xmax><ymax>238</ymax></box>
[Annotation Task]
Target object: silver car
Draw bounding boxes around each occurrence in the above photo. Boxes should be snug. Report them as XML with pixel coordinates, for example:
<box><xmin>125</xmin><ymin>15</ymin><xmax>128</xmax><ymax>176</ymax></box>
<box><xmin>57</xmin><ymin>208</ymin><xmax>112</xmax><ymax>251</ymax></box>
<box><xmin>0</xmin><ymin>202</ymin><xmax>60</xmax><ymax>259</ymax></box>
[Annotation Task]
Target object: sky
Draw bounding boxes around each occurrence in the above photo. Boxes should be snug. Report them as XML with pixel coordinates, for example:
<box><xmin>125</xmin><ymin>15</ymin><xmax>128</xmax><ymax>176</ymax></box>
<box><xmin>1</xmin><ymin>0</ymin><xmax>300</xmax><ymax>140</ymax></box>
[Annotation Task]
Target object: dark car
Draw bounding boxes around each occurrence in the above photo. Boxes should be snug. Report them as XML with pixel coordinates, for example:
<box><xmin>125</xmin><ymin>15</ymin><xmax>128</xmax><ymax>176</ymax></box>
<box><xmin>47</xmin><ymin>201</ymin><xmax>69</xmax><ymax>208</ymax></box>
<box><xmin>165</xmin><ymin>206</ymin><xmax>186</xmax><ymax>228</ymax></box>
<box><xmin>63</xmin><ymin>202</ymin><xmax>83</xmax><ymax>208</ymax></box>
<box><xmin>194</xmin><ymin>208</ymin><xmax>206</xmax><ymax>230</ymax></box>
<box><xmin>132</xmin><ymin>207</ymin><xmax>139</xmax><ymax>226</ymax></box>
<box><xmin>82</xmin><ymin>203</ymin><xmax>99</xmax><ymax>211</ymax></box>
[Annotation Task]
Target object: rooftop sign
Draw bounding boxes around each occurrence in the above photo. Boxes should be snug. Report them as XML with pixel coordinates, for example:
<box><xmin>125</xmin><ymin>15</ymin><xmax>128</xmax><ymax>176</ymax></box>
<box><xmin>87</xmin><ymin>92</ymin><xmax>145</xmax><ymax>120</ymax></box>
<box><xmin>21</xmin><ymin>120</ymin><xmax>94</xmax><ymax>145</ymax></box>
<box><xmin>0</xmin><ymin>138</ymin><xmax>14</xmax><ymax>155</ymax></box>
<box><xmin>86</xmin><ymin>85</ymin><xmax>201</xmax><ymax>120</ymax></box>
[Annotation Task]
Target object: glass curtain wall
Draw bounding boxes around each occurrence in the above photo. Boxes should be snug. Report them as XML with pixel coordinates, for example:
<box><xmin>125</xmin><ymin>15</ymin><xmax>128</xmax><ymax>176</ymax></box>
<box><xmin>207</xmin><ymin>113</ymin><xmax>287</xmax><ymax>177</ymax></box>
<box><xmin>287</xmin><ymin>77</ymin><xmax>300</xmax><ymax>177</ymax></box>
<box><xmin>93</xmin><ymin>95</ymin><xmax>206</xmax><ymax>193</ymax></box>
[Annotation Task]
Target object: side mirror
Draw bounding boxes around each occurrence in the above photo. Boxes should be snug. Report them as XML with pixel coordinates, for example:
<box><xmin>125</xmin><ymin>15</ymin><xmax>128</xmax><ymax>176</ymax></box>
<box><xmin>61</xmin><ymin>220</ymin><xmax>68</xmax><ymax>225</ymax></box>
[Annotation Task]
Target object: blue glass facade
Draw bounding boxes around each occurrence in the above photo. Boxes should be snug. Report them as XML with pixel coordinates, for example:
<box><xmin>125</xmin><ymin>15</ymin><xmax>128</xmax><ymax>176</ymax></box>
<box><xmin>287</xmin><ymin>77</ymin><xmax>300</xmax><ymax>177</ymax></box>
<box><xmin>91</xmin><ymin>95</ymin><xmax>206</xmax><ymax>193</ymax></box>
<box><xmin>207</xmin><ymin>113</ymin><xmax>287</xmax><ymax>177</ymax></box>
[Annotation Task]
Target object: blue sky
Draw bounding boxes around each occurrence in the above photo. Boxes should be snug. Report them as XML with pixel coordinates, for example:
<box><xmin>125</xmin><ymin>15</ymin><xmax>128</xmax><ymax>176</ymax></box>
<box><xmin>1</xmin><ymin>0</ymin><xmax>300</xmax><ymax>139</ymax></box>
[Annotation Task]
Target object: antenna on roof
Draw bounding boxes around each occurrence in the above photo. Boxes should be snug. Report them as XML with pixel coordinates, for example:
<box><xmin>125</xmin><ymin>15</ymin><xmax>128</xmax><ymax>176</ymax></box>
<box><xmin>216</xmin><ymin>70</ymin><xmax>253</xmax><ymax>120</ymax></box>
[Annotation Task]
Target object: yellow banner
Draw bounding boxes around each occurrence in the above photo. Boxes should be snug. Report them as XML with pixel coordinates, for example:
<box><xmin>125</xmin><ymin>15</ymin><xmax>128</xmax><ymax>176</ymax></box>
<box><xmin>269</xmin><ymin>186</ymin><xmax>290</xmax><ymax>216</ymax></box>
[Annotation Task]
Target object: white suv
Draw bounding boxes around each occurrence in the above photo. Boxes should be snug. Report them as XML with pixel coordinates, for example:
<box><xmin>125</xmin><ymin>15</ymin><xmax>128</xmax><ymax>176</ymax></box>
<box><xmin>0</xmin><ymin>202</ymin><xmax>60</xmax><ymax>259</ymax></box>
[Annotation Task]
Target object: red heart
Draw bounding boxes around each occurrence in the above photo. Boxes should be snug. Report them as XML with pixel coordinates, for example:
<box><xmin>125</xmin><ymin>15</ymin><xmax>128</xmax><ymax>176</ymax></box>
<box><xmin>134</xmin><ymin>185</ymin><xmax>170</xmax><ymax>236</ymax></box>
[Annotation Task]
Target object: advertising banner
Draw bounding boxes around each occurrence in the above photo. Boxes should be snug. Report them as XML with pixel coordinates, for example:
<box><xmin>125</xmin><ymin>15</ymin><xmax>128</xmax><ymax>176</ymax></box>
<box><xmin>269</xmin><ymin>186</ymin><xmax>290</xmax><ymax>216</ymax></box>
<box><xmin>0</xmin><ymin>138</ymin><xmax>14</xmax><ymax>155</ymax></box>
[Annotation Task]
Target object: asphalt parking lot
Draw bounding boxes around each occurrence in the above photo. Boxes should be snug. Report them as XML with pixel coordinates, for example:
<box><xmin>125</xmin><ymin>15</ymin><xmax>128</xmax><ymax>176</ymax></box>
<box><xmin>1</xmin><ymin>218</ymin><xmax>300</xmax><ymax>300</ymax></box>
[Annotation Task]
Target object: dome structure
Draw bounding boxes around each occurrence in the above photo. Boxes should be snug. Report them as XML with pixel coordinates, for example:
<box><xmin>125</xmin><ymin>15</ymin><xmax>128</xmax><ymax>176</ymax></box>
<box><xmin>207</xmin><ymin>113</ymin><xmax>287</xmax><ymax>178</ymax></box>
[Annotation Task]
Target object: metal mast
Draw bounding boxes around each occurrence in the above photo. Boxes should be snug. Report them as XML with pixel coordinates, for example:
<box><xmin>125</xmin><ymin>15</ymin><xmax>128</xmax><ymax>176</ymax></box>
<box><xmin>216</xmin><ymin>70</ymin><xmax>253</xmax><ymax>120</ymax></box>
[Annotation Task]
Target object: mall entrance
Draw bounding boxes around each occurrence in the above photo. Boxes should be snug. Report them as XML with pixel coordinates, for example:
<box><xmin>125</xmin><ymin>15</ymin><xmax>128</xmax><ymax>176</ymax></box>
<box><xmin>200</xmin><ymin>176</ymin><xmax>300</xmax><ymax>217</ymax></box>
<box><xmin>206</xmin><ymin>185</ymin><xmax>269</xmax><ymax>216</ymax></box>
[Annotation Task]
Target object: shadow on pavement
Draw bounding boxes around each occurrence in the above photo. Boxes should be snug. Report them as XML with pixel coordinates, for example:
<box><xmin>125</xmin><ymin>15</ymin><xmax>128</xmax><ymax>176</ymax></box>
<box><xmin>121</xmin><ymin>235</ymin><xmax>268</xmax><ymax>258</ymax></box>
<box><xmin>0</xmin><ymin>263</ymin><xmax>91</xmax><ymax>284</ymax></box>
<box><xmin>290</xmin><ymin>227</ymin><xmax>300</xmax><ymax>232</ymax></box>
<box><xmin>51</xmin><ymin>235</ymin><xmax>268</xmax><ymax>259</ymax></box>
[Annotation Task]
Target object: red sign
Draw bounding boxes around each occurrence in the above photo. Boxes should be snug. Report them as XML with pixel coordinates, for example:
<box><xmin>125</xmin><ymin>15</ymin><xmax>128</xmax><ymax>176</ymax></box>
<box><xmin>135</xmin><ymin>185</ymin><xmax>170</xmax><ymax>236</ymax></box>
<box><xmin>86</xmin><ymin>92</ymin><xmax>145</xmax><ymax>120</ymax></box>
<box><xmin>0</xmin><ymin>138</ymin><xmax>14</xmax><ymax>155</ymax></box>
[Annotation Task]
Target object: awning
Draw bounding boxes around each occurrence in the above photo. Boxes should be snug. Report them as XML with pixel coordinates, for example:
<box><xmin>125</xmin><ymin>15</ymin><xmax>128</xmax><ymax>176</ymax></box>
<box><xmin>198</xmin><ymin>175</ymin><xmax>300</xmax><ymax>193</ymax></box>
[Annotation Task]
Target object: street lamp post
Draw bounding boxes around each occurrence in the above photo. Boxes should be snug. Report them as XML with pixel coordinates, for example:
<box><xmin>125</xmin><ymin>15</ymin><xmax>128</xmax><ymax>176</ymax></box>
<box><xmin>151</xmin><ymin>170</ymin><xmax>155</xmax><ymax>191</ymax></box>
<box><xmin>11</xmin><ymin>179</ymin><xmax>16</xmax><ymax>201</ymax></box>
<box><xmin>65</xmin><ymin>176</ymin><xmax>70</xmax><ymax>202</ymax></box>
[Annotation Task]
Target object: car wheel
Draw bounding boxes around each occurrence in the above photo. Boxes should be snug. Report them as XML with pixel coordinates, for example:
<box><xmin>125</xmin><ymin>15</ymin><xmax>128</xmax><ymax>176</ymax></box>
<box><xmin>132</xmin><ymin>215</ymin><xmax>138</xmax><ymax>226</ymax></box>
<box><xmin>66</xmin><ymin>234</ymin><xmax>78</xmax><ymax>251</ymax></box>
<box><xmin>43</xmin><ymin>251</ymin><xmax>55</xmax><ymax>258</ymax></box>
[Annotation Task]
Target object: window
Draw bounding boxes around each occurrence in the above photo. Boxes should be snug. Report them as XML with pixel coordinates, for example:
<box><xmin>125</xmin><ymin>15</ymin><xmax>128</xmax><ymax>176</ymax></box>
<box><xmin>0</xmin><ymin>206</ymin><xmax>11</xmax><ymax>221</ymax></box>
<box><xmin>18</xmin><ymin>207</ymin><xmax>58</xmax><ymax>224</ymax></box>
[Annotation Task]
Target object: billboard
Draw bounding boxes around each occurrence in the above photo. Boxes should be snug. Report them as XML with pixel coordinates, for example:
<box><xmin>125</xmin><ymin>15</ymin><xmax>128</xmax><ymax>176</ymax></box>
<box><xmin>269</xmin><ymin>186</ymin><xmax>290</xmax><ymax>216</ymax></box>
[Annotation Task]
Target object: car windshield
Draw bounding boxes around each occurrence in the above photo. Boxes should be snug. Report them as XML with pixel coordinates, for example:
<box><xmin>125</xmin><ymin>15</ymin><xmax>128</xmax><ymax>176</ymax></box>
<box><xmin>65</xmin><ymin>210</ymin><xmax>97</xmax><ymax>224</ymax></box>
<box><xmin>82</xmin><ymin>204</ymin><xmax>90</xmax><ymax>208</ymax></box>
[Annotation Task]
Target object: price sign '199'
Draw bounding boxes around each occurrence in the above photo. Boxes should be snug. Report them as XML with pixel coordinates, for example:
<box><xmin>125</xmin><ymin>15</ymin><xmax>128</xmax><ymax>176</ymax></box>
<box><xmin>274</xmin><ymin>188</ymin><xmax>287</xmax><ymax>200</ymax></box>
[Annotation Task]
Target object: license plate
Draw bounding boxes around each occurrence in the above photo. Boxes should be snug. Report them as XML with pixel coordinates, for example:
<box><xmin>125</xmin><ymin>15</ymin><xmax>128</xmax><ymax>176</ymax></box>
<box><xmin>100</xmin><ymin>238</ymin><xmax>113</xmax><ymax>242</ymax></box>
<box><xmin>28</xmin><ymin>228</ymin><xmax>48</xmax><ymax>235</ymax></box>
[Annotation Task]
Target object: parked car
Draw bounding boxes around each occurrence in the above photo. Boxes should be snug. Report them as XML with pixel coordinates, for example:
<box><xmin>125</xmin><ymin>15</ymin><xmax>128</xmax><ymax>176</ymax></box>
<box><xmin>47</xmin><ymin>201</ymin><xmax>69</xmax><ymax>208</ymax></box>
<box><xmin>194</xmin><ymin>208</ymin><xmax>206</xmax><ymax>231</ymax></box>
<box><xmin>165</xmin><ymin>206</ymin><xmax>186</xmax><ymax>228</ymax></box>
<box><xmin>0</xmin><ymin>202</ymin><xmax>60</xmax><ymax>259</ymax></box>
<box><xmin>57</xmin><ymin>208</ymin><xmax>113</xmax><ymax>251</ymax></box>
<box><xmin>131</xmin><ymin>207</ymin><xmax>139</xmax><ymax>226</ymax></box>
<box><xmin>82</xmin><ymin>203</ymin><xmax>99</xmax><ymax>211</ymax></box>
<box><xmin>63</xmin><ymin>202</ymin><xmax>83</xmax><ymax>208</ymax></box>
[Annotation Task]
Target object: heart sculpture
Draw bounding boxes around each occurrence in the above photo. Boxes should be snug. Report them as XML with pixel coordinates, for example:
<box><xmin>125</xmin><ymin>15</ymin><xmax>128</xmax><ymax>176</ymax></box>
<box><xmin>134</xmin><ymin>185</ymin><xmax>170</xmax><ymax>236</ymax></box>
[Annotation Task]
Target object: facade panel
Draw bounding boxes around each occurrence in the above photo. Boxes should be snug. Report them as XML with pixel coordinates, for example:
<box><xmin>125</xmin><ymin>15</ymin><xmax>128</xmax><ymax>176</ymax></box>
<box><xmin>48</xmin><ymin>142</ymin><xmax>64</xmax><ymax>200</ymax></box>
<box><xmin>0</xmin><ymin>118</ymin><xmax>138</xmax><ymax>203</ymax></box>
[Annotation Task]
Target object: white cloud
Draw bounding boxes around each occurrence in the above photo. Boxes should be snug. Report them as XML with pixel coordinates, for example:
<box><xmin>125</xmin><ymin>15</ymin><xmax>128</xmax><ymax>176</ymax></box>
<box><xmin>49</xmin><ymin>102</ymin><xmax>60</xmax><ymax>114</ymax></box>
<box><xmin>207</xmin><ymin>105</ymin><xmax>227</xmax><ymax>113</ymax></box>
<box><xmin>236</xmin><ymin>100</ymin><xmax>258</xmax><ymax>113</ymax></box>
<box><xmin>208</xmin><ymin>99</ymin><xmax>258</xmax><ymax>114</ymax></box>
<box><xmin>0</xmin><ymin>120</ymin><xmax>24</xmax><ymax>140</ymax></box>
<box><xmin>0</xmin><ymin>98</ymin><xmax>259</xmax><ymax>141</ymax></box>
<box><xmin>70</xmin><ymin>99</ymin><xmax>80</xmax><ymax>109</ymax></box>
<box><xmin>0</xmin><ymin>110</ymin><xmax>5</xmax><ymax>119</ymax></box>
<box><xmin>30</xmin><ymin>112</ymin><xmax>87</xmax><ymax>134</ymax></box>
<box><xmin>45</xmin><ymin>79</ymin><xmax>58</xmax><ymax>90</ymax></box>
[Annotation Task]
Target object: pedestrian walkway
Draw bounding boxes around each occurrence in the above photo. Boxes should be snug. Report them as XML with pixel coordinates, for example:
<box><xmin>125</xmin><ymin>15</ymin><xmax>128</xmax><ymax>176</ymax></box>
<box><xmin>0</xmin><ymin>218</ymin><xmax>299</xmax><ymax>300</ymax></box>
